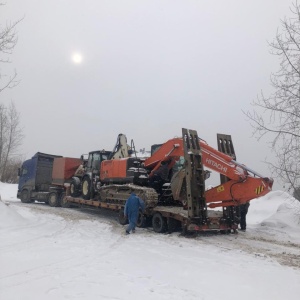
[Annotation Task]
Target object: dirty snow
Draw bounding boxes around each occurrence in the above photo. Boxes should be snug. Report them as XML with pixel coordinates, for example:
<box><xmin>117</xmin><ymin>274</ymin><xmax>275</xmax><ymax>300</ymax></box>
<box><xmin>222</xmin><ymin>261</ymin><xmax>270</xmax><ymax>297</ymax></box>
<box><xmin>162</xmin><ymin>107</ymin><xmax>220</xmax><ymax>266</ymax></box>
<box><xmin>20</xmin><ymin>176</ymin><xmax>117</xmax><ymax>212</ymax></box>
<box><xmin>0</xmin><ymin>183</ymin><xmax>300</xmax><ymax>300</ymax></box>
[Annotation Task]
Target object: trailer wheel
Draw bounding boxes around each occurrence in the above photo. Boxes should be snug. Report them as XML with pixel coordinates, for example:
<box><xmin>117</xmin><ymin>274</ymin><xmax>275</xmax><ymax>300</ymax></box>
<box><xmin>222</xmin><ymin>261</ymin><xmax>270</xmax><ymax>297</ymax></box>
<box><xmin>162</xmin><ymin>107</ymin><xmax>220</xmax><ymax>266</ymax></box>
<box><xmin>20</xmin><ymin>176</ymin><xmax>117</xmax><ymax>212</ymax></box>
<box><xmin>220</xmin><ymin>229</ymin><xmax>231</xmax><ymax>234</ymax></box>
<box><xmin>48</xmin><ymin>192</ymin><xmax>60</xmax><ymax>207</ymax></box>
<box><xmin>136</xmin><ymin>210</ymin><xmax>147</xmax><ymax>228</ymax></box>
<box><xmin>82</xmin><ymin>177</ymin><xmax>92</xmax><ymax>200</ymax></box>
<box><xmin>167</xmin><ymin>218</ymin><xmax>181</xmax><ymax>233</ymax></box>
<box><xmin>152</xmin><ymin>212</ymin><xmax>167</xmax><ymax>233</ymax></box>
<box><xmin>60</xmin><ymin>192</ymin><xmax>71</xmax><ymax>208</ymax></box>
<box><xmin>118</xmin><ymin>210</ymin><xmax>128</xmax><ymax>225</ymax></box>
<box><xmin>70</xmin><ymin>177</ymin><xmax>81</xmax><ymax>197</ymax></box>
<box><xmin>20</xmin><ymin>189</ymin><xmax>31</xmax><ymax>203</ymax></box>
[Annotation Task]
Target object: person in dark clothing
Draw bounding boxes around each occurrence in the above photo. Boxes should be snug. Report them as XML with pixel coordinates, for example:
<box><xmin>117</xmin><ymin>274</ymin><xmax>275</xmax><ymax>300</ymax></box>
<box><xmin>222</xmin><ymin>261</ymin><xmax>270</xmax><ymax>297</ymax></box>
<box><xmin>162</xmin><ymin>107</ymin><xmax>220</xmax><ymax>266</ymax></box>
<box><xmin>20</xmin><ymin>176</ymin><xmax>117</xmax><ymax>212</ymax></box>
<box><xmin>239</xmin><ymin>202</ymin><xmax>250</xmax><ymax>231</ymax></box>
<box><xmin>124</xmin><ymin>193</ymin><xmax>145</xmax><ymax>234</ymax></box>
<box><xmin>149</xmin><ymin>161</ymin><xmax>169</xmax><ymax>193</ymax></box>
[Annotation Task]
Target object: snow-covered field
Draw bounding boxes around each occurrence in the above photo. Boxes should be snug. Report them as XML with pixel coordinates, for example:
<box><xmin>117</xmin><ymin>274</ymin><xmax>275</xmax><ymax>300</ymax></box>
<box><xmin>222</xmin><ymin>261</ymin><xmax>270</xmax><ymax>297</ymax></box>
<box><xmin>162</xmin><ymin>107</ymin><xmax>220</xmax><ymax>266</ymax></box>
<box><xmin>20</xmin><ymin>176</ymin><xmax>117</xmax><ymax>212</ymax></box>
<box><xmin>1</xmin><ymin>182</ymin><xmax>300</xmax><ymax>300</ymax></box>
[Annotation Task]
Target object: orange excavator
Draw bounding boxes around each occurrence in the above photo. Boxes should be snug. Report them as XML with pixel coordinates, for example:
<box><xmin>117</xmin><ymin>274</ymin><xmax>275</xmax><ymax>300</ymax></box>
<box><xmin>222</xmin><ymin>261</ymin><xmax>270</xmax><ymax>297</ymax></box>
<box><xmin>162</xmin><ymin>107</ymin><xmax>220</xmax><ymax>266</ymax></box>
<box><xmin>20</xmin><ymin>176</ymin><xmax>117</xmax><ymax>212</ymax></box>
<box><xmin>143</xmin><ymin>132</ymin><xmax>273</xmax><ymax>209</ymax></box>
<box><xmin>98</xmin><ymin>129</ymin><xmax>273</xmax><ymax>207</ymax></box>
<box><xmin>66</xmin><ymin>128</ymin><xmax>273</xmax><ymax>233</ymax></box>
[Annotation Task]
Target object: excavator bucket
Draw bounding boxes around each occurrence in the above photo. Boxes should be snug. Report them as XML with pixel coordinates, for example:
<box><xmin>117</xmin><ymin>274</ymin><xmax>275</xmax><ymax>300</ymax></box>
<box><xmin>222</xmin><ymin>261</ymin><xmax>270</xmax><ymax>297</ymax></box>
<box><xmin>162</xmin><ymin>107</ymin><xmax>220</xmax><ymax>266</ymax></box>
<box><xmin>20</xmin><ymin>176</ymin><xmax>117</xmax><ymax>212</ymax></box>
<box><xmin>182</xmin><ymin>128</ymin><xmax>207</xmax><ymax>222</ymax></box>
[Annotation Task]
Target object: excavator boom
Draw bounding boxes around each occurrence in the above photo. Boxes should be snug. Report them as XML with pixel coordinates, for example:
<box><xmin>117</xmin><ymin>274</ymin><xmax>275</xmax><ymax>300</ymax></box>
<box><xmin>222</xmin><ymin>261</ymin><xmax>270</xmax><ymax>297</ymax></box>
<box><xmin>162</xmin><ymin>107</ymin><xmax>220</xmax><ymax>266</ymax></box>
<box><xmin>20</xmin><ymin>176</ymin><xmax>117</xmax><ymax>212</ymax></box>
<box><xmin>144</xmin><ymin>134</ymin><xmax>273</xmax><ymax>208</ymax></box>
<box><xmin>144</xmin><ymin>138</ymin><xmax>245</xmax><ymax>181</ymax></box>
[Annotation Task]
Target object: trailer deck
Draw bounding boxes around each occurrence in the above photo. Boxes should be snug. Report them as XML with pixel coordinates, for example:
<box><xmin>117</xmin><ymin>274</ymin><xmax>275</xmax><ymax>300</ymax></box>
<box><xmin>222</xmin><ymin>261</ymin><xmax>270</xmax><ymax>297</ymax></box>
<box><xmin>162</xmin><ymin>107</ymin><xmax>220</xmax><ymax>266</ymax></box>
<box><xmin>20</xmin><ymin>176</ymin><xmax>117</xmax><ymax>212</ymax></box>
<box><xmin>64</xmin><ymin>196</ymin><xmax>237</xmax><ymax>232</ymax></box>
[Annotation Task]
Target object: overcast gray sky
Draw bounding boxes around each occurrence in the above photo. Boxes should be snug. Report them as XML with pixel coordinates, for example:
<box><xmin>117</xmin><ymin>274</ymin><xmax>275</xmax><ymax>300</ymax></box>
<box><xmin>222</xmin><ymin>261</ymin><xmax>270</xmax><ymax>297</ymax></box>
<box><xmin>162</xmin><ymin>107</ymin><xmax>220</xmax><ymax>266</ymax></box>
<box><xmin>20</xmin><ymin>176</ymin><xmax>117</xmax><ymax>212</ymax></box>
<box><xmin>1</xmin><ymin>0</ymin><xmax>293</xmax><ymax>189</ymax></box>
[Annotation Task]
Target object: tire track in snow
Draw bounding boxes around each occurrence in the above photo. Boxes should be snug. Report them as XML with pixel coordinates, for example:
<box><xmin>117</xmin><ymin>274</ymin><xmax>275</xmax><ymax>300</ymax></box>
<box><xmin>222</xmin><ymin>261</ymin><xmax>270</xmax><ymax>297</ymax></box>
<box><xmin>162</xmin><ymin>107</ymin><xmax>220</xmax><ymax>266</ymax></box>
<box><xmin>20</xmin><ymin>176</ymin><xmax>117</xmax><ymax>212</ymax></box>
<box><xmin>195</xmin><ymin>231</ymin><xmax>300</xmax><ymax>269</ymax></box>
<box><xmin>1</xmin><ymin>203</ymin><xmax>127</xmax><ymax>288</ymax></box>
<box><xmin>6</xmin><ymin>201</ymin><xmax>300</xmax><ymax>269</ymax></box>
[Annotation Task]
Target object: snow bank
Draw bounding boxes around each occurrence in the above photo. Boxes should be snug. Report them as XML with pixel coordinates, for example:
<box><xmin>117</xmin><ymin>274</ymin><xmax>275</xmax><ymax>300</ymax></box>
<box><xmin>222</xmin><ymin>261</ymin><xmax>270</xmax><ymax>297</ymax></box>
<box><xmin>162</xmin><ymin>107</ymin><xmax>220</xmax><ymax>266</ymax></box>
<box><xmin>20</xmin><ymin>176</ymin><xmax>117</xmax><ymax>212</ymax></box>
<box><xmin>0</xmin><ymin>181</ymin><xmax>18</xmax><ymax>202</ymax></box>
<box><xmin>247</xmin><ymin>190</ymin><xmax>297</xmax><ymax>224</ymax></box>
<box><xmin>0</xmin><ymin>182</ymin><xmax>29</xmax><ymax>229</ymax></box>
<box><xmin>248</xmin><ymin>190</ymin><xmax>300</xmax><ymax>242</ymax></box>
<box><xmin>0</xmin><ymin>199</ymin><xmax>28</xmax><ymax>229</ymax></box>
<box><xmin>262</xmin><ymin>196</ymin><xmax>300</xmax><ymax>228</ymax></box>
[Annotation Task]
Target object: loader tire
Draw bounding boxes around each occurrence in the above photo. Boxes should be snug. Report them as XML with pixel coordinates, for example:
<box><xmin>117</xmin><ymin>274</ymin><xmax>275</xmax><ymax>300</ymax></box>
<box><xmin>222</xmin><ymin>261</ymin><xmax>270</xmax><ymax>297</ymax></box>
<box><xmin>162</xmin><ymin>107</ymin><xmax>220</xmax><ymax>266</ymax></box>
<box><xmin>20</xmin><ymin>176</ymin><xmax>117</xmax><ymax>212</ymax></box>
<box><xmin>60</xmin><ymin>192</ymin><xmax>71</xmax><ymax>208</ymax></box>
<box><xmin>20</xmin><ymin>189</ymin><xmax>31</xmax><ymax>203</ymax></box>
<box><xmin>70</xmin><ymin>177</ymin><xmax>81</xmax><ymax>197</ymax></box>
<box><xmin>82</xmin><ymin>177</ymin><xmax>92</xmax><ymax>200</ymax></box>
<box><xmin>118</xmin><ymin>210</ymin><xmax>128</xmax><ymax>225</ymax></box>
<box><xmin>48</xmin><ymin>192</ymin><xmax>60</xmax><ymax>207</ymax></box>
<box><xmin>152</xmin><ymin>212</ymin><xmax>167</xmax><ymax>233</ymax></box>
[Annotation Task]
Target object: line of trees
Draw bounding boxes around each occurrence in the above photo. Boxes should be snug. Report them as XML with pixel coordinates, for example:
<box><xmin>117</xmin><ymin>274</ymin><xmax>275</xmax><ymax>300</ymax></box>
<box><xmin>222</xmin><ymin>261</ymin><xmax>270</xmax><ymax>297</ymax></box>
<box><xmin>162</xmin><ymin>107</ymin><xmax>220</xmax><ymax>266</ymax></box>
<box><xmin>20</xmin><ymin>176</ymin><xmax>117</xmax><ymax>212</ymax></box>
<box><xmin>0</xmin><ymin>5</ymin><xmax>23</xmax><ymax>183</ymax></box>
<box><xmin>245</xmin><ymin>1</ymin><xmax>300</xmax><ymax>199</ymax></box>
<box><xmin>0</xmin><ymin>102</ymin><xmax>23</xmax><ymax>182</ymax></box>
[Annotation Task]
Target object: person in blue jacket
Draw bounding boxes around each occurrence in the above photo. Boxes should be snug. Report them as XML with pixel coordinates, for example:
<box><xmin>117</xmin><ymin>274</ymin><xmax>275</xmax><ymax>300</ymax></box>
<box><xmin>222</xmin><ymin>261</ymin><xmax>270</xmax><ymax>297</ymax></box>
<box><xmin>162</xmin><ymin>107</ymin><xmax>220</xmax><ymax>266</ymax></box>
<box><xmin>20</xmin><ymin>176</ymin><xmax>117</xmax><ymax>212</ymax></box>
<box><xmin>124</xmin><ymin>193</ymin><xmax>145</xmax><ymax>234</ymax></box>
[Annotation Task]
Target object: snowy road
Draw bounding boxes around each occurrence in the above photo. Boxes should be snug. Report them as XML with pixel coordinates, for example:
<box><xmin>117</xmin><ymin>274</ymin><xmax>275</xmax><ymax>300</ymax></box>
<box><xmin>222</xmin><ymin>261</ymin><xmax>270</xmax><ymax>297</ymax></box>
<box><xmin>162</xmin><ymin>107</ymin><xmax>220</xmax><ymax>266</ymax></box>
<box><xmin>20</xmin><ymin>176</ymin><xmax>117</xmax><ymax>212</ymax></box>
<box><xmin>5</xmin><ymin>201</ymin><xmax>300</xmax><ymax>269</ymax></box>
<box><xmin>1</xmin><ymin>185</ymin><xmax>300</xmax><ymax>300</ymax></box>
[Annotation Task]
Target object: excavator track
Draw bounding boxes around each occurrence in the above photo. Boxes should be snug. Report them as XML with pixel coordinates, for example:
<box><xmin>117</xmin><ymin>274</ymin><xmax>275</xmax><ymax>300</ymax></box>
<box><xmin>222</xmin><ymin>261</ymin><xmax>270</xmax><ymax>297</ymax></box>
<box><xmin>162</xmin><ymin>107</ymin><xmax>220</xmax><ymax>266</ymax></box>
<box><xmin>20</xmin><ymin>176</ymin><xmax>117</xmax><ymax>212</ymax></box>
<box><xmin>98</xmin><ymin>184</ymin><xmax>158</xmax><ymax>208</ymax></box>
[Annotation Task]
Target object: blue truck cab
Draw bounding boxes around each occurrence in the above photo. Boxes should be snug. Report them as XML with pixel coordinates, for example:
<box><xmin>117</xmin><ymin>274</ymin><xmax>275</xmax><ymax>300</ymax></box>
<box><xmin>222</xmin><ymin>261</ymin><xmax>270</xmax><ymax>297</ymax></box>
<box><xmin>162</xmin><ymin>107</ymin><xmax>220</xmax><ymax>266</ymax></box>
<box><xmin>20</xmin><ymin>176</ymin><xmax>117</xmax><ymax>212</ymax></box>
<box><xmin>17</xmin><ymin>152</ymin><xmax>62</xmax><ymax>203</ymax></box>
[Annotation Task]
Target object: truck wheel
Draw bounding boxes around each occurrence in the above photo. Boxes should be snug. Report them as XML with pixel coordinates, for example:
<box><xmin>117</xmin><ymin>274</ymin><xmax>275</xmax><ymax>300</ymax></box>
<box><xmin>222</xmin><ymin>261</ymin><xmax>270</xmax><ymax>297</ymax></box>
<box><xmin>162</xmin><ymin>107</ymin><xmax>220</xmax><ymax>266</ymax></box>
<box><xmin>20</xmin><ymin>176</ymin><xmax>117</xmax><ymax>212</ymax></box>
<box><xmin>48</xmin><ymin>192</ymin><xmax>59</xmax><ymax>207</ymax></box>
<box><xmin>20</xmin><ymin>189</ymin><xmax>31</xmax><ymax>203</ymax></box>
<box><xmin>136</xmin><ymin>210</ymin><xmax>147</xmax><ymax>228</ymax></box>
<box><xmin>82</xmin><ymin>177</ymin><xmax>92</xmax><ymax>200</ymax></box>
<box><xmin>70</xmin><ymin>177</ymin><xmax>81</xmax><ymax>197</ymax></box>
<box><xmin>152</xmin><ymin>212</ymin><xmax>167</xmax><ymax>233</ymax></box>
<box><xmin>60</xmin><ymin>192</ymin><xmax>71</xmax><ymax>208</ymax></box>
<box><xmin>118</xmin><ymin>210</ymin><xmax>128</xmax><ymax>225</ymax></box>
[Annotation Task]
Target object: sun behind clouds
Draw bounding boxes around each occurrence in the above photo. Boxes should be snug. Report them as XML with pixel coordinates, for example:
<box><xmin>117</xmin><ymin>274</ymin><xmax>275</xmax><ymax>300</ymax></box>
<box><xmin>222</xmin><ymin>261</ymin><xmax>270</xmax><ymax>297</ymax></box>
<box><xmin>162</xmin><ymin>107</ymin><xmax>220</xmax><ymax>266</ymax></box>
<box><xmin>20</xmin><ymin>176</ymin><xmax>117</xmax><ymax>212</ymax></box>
<box><xmin>72</xmin><ymin>52</ymin><xmax>83</xmax><ymax>64</ymax></box>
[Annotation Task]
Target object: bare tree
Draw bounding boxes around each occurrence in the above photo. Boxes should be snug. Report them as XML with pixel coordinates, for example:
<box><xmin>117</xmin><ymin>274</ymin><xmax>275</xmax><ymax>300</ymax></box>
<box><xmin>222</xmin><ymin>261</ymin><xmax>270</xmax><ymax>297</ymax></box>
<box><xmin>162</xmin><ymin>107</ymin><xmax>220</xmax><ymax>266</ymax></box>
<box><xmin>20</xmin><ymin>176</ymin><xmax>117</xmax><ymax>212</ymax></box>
<box><xmin>0</xmin><ymin>9</ymin><xmax>22</xmax><ymax>93</ymax></box>
<box><xmin>245</xmin><ymin>1</ymin><xmax>300</xmax><ymax>193</ymax></box>
<box><xmin>293</xmin><ymin>186</ymin><xmax>300</xmax><ymax>201</ymax></box>
<box><xmin>0</xmin><ymin>4</ymin><xmax>23</xmax><ymax>182</ymax></box>
<box><xmin>1</xmin><ymin>155</ymin><xmax>23</xmax><ymax>183</ymax></box>
<box><xmin>0</xmin><ymin>102</ymin><xmax>23</xmax><ymax>181</ymax></box>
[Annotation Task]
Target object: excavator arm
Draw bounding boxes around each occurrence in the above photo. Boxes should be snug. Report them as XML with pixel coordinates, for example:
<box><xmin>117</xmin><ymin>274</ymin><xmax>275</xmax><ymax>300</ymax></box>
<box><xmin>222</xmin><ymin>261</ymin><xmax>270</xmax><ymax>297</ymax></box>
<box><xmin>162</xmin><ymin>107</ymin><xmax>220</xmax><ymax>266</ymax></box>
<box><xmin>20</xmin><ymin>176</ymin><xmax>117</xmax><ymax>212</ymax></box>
<box><xmin>109</xmin><ymin>134</ymin><xmax>132</xmax><ymax>160</ymax></box>
<box><xmin>144</xmin><ymin>134</ymin><xmax>273</xmax><ymax>208</ymax></box>
<box><xmin>145</xmin><ymin>138</ymin><xmax>246</xmax><ymax>181</ymax></box>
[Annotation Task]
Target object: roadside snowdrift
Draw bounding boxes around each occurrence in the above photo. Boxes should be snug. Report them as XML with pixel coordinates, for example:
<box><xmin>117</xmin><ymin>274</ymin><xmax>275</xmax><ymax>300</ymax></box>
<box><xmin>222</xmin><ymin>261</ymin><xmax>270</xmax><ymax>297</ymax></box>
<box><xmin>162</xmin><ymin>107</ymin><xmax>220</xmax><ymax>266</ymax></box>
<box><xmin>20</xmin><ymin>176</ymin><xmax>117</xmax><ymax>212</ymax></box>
<box><xmin>0</xmin><ymin>182</ymin><xmax>18</xmax><ymax>202</ymax></box>
<box><xmin>248</xmin><ymin>190</ymin><xmax>300</xmax><ymax>224</ymax></box>
<box><xmin>0</xmin><ymin>198</ymin><xmax>28</xmax><ymax>229</ymax></box>
<box><xmin>247</xmin><ymin>190</ymin><xmax>300</xmax><ymax>242</ymax></box>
